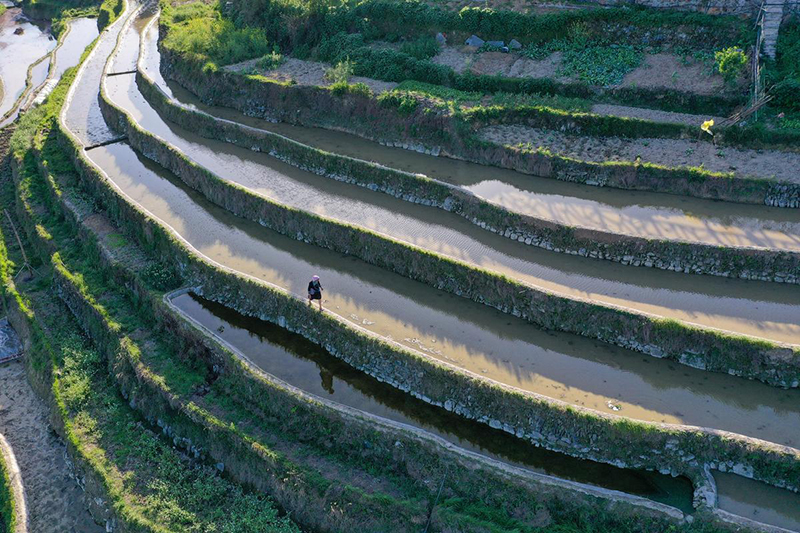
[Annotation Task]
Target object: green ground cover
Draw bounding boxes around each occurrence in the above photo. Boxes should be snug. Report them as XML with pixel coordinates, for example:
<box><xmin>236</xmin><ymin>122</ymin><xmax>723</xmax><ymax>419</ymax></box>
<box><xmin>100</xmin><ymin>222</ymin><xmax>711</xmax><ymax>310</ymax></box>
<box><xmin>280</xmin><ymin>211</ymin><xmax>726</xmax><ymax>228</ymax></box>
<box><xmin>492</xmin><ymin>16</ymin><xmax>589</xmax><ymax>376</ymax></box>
<box><xmin>0</xmin><ymin>449</ymin><xmax>13</xmax><ymax>533</ymax></box>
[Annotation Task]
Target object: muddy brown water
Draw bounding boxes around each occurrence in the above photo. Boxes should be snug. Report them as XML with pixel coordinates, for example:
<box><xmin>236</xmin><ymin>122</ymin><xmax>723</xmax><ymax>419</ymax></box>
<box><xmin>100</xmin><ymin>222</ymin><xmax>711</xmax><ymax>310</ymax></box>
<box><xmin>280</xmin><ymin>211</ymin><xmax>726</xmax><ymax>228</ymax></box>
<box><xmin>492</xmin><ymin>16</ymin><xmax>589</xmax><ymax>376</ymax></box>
<box><xmin>64</xmin><ymin>13</ymin><xmax>798</xmax><ymax>526</ymax></box>
<box><xmin>170</xmin><ymin>291</ymin><xmax>695</xmax><ymax>512</ymax></box>
<box><xmin>0</xmin><ymin>7</ymin><xmax>55</xmax><ymax>117</ymax></box>
<box><xmin>83</xmin><ymin>141</ymin><xmax>800</xmax><ymax>450</ymax></box>
<box><xmin>713</xmin><ymin>471</ymin><xmax>800</xmax><ymax>531</ymax></box>
<box><xmin>69</xmin><ymin>18</ymin><xmax>800</xmax><ymax>449</ymax></box>
<box><xmin>106</xmin><ymin>55</ymin><xmax>800</xmax><ymax>348</ymax></box>
<box><xmin>141</xmin><ymin>23</ymin><xmax>800</xmax><ymax>254</ymax></box>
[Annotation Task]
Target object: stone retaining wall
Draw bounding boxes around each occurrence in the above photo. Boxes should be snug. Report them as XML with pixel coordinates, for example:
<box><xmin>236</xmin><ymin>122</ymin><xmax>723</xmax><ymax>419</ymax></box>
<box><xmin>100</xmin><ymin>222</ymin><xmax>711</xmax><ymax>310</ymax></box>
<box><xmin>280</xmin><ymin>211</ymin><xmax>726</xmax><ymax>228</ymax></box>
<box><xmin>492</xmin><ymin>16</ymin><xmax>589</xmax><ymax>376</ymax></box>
<box><xmin>159</xmin><ymin>45</ymin><xmax>800</xmax><ymax>209</ymax></box>
<box><xmin>25</xmin><ymin>133</ymin><xmax>699</xmax><ymax>533</ymax></box>
<box><xmin>135</xmin><ymin>69</ymin><xmax>800</xmax><ymax>284</ymax></box>
<box><xmin>99</xmin><ymin>80</ymin><xmax>800</xmax><ymax>389</ymax></box>
<box><xmin>53</xmin><ymin>100</ymin><xmax>800</xmax><ymax>499</ymax></box>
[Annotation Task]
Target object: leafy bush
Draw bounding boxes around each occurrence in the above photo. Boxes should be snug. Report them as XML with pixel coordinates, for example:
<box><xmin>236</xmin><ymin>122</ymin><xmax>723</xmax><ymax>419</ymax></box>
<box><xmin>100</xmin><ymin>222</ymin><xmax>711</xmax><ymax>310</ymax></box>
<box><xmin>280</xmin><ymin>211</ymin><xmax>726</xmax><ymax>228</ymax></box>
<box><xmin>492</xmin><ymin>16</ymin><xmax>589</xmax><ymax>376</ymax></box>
<box><xmin>162</xmin><ymin>1</ymin><xmax>272</xmax><ymax>65</ymax></box>
<box><xmin>378</xmin><ymin>91</ymin><xmax>420</xmax><ymax>114</ymax></box>
<box><xmin>559</xmin><ymin>44</ymin><xmax>642</xmax><ymax>86</ymax></box>
<box><xmin>325</xmin><ymin>58</ymin><xmax>355</xmax><ymax>83</ymax></box>
<box><xmin>256</xmin><ymin>50</ymin><xmax>285</xmax><ymax>70</ymax></box>
<box><xmin>96</xmin><ymin>0</ymin><xmax>121</xmax><ymax>32</ymax></box>
<box><xmin>714</xmin><ymin>46</ymin><xmax>747</xmax><ymax>84</ymax></box>
<box><xmin>399</xmin><ymin>35</ymin><xmax>440</xmax><ymax>60</ymax></box>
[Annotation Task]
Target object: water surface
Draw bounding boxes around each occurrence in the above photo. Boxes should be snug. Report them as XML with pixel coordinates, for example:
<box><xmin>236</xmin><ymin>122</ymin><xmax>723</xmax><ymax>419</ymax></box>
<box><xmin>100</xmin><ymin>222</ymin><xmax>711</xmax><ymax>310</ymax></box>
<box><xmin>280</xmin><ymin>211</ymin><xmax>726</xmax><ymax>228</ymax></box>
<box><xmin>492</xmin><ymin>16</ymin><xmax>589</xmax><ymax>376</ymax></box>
<box><xmin>713</xmin><ymin>471</ymin><xmax>800</xmax><ymax>532</ymax></box>
<box><xmin>171</xmin><ymin>291</ymin><xmax>695</xmax><ymax>512</ymax></box>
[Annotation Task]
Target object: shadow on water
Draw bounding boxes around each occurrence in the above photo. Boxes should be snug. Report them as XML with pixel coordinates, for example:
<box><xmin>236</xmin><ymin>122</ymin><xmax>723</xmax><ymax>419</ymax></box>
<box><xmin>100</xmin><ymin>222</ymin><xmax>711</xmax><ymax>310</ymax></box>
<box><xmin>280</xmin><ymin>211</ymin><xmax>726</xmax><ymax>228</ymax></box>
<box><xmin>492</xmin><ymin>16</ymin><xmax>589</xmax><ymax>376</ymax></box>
<box><xmin>713</xmin><ymin>471</ymin><xmax>800</xmax><ymax>532</ymax></box>
<box><xmin>171</xmin><ymin>291</ymin><xmax>695</xmax><ymax>513</ymax></box>
<box><xmin>89</xmin><ymin>143</ymin><xmax>800</xmax><ymax>449</ymax></box>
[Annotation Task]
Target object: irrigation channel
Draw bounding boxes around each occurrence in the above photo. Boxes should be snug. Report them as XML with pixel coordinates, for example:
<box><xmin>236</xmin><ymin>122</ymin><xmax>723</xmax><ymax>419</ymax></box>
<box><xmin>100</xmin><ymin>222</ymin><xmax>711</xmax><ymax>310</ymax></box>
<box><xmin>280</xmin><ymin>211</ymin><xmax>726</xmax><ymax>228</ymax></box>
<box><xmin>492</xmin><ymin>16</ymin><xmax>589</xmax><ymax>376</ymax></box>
<box><xmin>59</xmin><ymin>4</ymin><xmax>800</xmax><ymax>530</ymax></box>
<box><xmin>121</xmin><ymin>21</ymin><xmax>800</xmax><ymax>348</ymax></box>
<box><xmin>0</xmin><ymin>6</ymin><xmax>97</xmax><ymax>128</ymax></box>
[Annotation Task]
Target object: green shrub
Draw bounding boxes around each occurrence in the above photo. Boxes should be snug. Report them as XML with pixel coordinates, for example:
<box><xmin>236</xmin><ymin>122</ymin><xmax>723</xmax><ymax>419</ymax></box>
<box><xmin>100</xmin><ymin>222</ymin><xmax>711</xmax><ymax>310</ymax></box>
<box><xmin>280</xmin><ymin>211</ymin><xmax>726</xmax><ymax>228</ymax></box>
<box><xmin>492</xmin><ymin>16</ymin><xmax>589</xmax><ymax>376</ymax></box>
<box><xmin>399</xmin><ymin>35</ymin><xmax>440</xmax><ymax>60</ymax></box>
<box><xmin>714</xmin><ymin>47</ymin><xmax>747</xmax><ymax>84</ymax></box>
<box><xmin>378</xmin><ymin>91</ymin><xmax>419</xmax><ymax>114</ymax></box>
<box><xmin>325</xmin><ymin>58</ymin><xmax>355</xmax><ymax>83</ymax></box>
<box><xmin>256</xmin><ymin>50</ymin><xmax>285</xmax><ymax>70</ymax></box>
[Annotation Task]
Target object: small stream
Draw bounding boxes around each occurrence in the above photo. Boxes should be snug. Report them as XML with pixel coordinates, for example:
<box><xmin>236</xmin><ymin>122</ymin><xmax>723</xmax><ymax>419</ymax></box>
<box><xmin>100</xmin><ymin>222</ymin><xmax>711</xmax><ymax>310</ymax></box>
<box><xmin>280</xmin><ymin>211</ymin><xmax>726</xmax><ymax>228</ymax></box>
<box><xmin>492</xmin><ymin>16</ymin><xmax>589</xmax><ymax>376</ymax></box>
<box><xmin>170</xmin><ymin>291</ymin><xmax>695</xmax><ymax>513</ymax></box>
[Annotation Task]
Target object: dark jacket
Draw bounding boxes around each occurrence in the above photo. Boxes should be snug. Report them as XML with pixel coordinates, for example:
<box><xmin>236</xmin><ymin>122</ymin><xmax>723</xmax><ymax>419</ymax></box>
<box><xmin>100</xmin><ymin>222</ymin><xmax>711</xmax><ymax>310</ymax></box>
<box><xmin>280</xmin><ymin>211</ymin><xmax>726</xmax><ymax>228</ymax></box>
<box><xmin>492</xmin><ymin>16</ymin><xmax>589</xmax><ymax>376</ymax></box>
<box><xmin>308</xmin><ymin>280</ymin><xmax>323</xmax><ymax>299</ymax></box>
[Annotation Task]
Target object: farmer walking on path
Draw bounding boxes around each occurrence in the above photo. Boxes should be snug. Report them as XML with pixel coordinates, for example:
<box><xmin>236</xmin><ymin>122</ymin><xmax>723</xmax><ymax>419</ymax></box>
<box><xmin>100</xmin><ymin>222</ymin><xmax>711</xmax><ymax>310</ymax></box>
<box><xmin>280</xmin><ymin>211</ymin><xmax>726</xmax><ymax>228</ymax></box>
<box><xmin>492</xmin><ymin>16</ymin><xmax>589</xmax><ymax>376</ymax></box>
<box><xmin>308</xmin><ymin>275</ymin><xmax>323</xmax><ymax>310</ymax></box>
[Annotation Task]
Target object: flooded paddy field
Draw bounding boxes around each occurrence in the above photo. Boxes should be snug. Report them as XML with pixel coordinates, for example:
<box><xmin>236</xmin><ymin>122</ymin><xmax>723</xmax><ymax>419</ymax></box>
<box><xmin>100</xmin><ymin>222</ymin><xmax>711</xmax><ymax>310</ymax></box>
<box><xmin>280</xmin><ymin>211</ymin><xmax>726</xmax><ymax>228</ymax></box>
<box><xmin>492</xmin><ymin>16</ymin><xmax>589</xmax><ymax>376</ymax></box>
<box><xmin>48</xmin><ymin>6</ymin><xmax>800</xmax><ymax>531</ymax></box>
<box><xmin>170</xmin><ymin>291</ymin><xmax>696</xmax><ymax>512</ymax></box>
<box><xmin>106</xmin><ymin>47</ymin><xmax>800</xmax><ymax>347</ymax></box>
<box><xmin>0</xmin><ymin>5</ymin><xmax>54</xmax><ymax>120</ymax></box>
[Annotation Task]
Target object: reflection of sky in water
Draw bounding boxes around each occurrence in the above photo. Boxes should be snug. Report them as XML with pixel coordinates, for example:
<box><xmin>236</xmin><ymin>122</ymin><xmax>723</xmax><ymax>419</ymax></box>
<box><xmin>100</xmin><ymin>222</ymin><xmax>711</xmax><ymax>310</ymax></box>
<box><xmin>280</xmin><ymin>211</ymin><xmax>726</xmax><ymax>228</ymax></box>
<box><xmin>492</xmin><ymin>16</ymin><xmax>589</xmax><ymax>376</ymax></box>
<box><xmin>467</xmin><ymin>180</ymin><xmax>800</xmax><ymax>252</ymax></box>
<box><xmin>107</xmin><ymin>70</ymin><xmax>800</xmax><ymax>343</ymax></box>
<box><xmin>86</xmin><ymin>142</ymin><xmax>800</xmax><ymax>449</ymax></box>
<box><xmin>714</xmin><ymin>471</ymin><xmax>800</xmax><ymax>532</ymax></box>
<box><xmin>0</xmin><ymin>10</ymin><xmax>55</xmax><ymax>116</ymax></box>
<box><xmin>80</xmin><ymin>20</ymin><xmax>800</xmax><ymax>447</ymax></box>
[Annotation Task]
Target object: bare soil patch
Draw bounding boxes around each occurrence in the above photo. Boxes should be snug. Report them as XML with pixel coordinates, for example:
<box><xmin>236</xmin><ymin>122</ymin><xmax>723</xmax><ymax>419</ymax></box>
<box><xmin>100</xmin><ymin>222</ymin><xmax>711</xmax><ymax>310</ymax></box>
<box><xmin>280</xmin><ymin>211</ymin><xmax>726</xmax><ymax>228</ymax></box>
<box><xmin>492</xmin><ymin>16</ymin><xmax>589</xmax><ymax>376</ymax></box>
<box><xmin>591</xmin><ymin>104</ymin><xmax>725</xmax><ymax>127</ymax></box>
<box><xmin>479</xmin><ymin>124</ymin><xmax>800</xmax><ymax>183</ymax></box>
<box><xmin>432</xmin><ymin>45</ymin><xmax>563</xmax><ymax>79</ymax></box>
<box><xmin>0</xmin><ymin>359</ymin><xmax>102</xmax><ymax>533</ymax></box>
<box><xmin>426</xmin><ymin>0</ymin><xmax>600</xmax><ymax>14</ymax></box>
<box><xmin>619</xmin><ymin>53</ymin><xmax>724</xmax><ymax>95</ymax></box>
<box><xmin>225</xmin><ymin>57</ymin><xmax>399</xmax><ymax>93</ymax></box>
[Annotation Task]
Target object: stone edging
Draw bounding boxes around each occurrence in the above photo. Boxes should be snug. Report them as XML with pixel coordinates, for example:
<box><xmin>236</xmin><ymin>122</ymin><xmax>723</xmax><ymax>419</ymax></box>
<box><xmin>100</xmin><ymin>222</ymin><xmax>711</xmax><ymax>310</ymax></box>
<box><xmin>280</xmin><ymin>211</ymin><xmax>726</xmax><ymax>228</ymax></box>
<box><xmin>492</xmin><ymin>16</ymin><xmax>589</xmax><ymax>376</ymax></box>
<box><xmin>0</xmin><ymin>432</ymin><xmax>27</xmax><ymax>533</ymax></box>
<box><xmin>29</xmin><ymin>149</ymin><xmax>691</xmax><ymax>531</ymax></box>
<box><xmin>100</xmin><ymin>61</ymin><xmax>800</xmax><ymax>389</ymax></box>
<box><xmin>135</xmin><ymin>57</ymin><xmax>800</xmax><ymax>285</ymax></box>
<box><xmin>57</xmin><ymin>76</ymin><xmax>800</xmax><ymax>502</ymax></box>
<box><xmin>157</xmin><ymin>43</ymin><xmax>800</xmax><ymax>209</ymax></box>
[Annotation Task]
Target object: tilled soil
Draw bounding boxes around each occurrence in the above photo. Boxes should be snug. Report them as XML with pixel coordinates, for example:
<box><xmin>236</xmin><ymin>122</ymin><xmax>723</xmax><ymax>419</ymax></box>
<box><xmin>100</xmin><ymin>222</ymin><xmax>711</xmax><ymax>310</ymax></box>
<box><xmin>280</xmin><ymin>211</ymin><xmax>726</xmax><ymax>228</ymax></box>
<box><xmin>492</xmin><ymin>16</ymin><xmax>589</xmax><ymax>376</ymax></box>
<box><xmin>432</xmin><ymin>45</ymin><xmax>563</xmax><ymax>79</ymax></box>
<box><xmin>479</xmin><ymin>124</ymin><xmax>800</xmax><ymax>183</ymax></box>
<box><xmin>590</xmin><ymin>104</ymin><xmax>725</xmax><ymax>127</ymax></box>
<box><xmin>619</xmin><ymin>53</ymin><xmax>725</xmax><ymax>95</ymax></box>
<box><xmin>225</xmin><ymin>57</ymin><xmax>398</xmax><ymax>93</ymax></box>
<box><xmin>0</xmin><ymin>359</ymin><xmax>102</xmax><ymax>533</ymax></box>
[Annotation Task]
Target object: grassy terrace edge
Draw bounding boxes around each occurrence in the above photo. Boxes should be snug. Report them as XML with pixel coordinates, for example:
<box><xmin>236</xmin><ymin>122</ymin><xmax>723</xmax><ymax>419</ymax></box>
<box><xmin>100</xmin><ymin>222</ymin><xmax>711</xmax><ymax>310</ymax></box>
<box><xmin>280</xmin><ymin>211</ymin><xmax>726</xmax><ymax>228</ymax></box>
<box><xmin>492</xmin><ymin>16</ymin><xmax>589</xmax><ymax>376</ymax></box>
<box><xmin>0</xmin><ymin>434</ymin><xmax>19</xmax><ymax>533</ymax></box>
<box><xmin>134</xmin><ymin>64</ymin><xmax>800</xmax><ymax>284</ymax></box>
<box><xmin>158</xmin><ymin>44</ymin><xmax>800</xmax><ymax>209</ymax></box>
<box><xmin>51</xmin><ymin>58</ymin><xmax>800</xmax><ymax>501</ymax></box>
<box><xmin>97</xmin><ymin>68</ymin><xmax>800</xmax><ymax>389</ymax></box>
<box><xmin>21</xmin><ymin>134</ymin><xmax>714</xmax><ymax>533</ymax></box>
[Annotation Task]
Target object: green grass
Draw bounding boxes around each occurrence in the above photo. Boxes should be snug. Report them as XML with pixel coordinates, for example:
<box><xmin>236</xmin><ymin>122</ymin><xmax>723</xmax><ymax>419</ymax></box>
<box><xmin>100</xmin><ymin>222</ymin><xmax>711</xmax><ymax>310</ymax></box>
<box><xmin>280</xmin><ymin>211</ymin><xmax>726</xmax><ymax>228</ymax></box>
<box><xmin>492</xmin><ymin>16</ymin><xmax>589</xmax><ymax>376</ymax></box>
<box><xmin>5</xmin><ymin>149</ymin><xmax>301</xmax><ymax>533</ymax></box>
<box><xmin>161</xmin><ymin>0</ymin><xmax>273</xmax><ymax>67</ymax></box>
<box><xmin>0</xmin><ymin>449</ymin><xmax>14</xmax><ymax>533</ymax></box>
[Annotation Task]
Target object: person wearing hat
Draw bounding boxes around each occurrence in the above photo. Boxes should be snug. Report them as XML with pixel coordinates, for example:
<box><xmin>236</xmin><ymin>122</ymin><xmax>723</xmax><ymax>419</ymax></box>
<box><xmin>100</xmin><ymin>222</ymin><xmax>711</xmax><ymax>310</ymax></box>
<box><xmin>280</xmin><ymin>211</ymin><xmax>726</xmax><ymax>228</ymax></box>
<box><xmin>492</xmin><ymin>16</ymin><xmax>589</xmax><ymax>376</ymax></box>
<box><xmin>307</xmin><ymin>275</ymin><xmax>323</xmax><ymax>310</ymax></box>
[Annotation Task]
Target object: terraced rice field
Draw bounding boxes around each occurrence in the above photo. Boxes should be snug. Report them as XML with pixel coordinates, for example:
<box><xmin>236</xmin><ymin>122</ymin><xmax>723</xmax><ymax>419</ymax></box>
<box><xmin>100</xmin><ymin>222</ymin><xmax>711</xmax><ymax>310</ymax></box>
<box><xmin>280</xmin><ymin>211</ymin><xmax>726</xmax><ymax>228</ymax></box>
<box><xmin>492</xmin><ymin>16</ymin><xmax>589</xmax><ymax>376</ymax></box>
<box><xmin>2</xmin><ymin>0</ymin><xmax>800</xmax><ymax>531</ymax></box>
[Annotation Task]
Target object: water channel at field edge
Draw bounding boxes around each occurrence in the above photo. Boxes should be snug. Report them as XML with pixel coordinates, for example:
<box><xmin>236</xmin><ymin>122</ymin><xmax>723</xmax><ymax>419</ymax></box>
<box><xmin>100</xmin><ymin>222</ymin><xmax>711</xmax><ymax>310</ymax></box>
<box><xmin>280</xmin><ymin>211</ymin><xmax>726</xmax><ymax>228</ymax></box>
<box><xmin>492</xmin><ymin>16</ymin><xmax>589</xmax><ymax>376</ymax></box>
<box><xmin>713</xmin><ymin>472</ymin><xmax>800</xmax><ymax>532</ymax></box>
<box><xmin>119</xmin><ymin>24</ymin><xmax>800</xmax><ymax>348</ymax></box>
<box><xmin>64</xmin><ymin>11</ymin><xmax>800</xmax><ymax>530</ymax></box>
<box><xmin>84</xmin><ymin>141</ymin><xmax>800</xmax><ymax>449</ymax></box>
<box><xmin>140</xmin><ymin>23</ymin><xmax>800</xmax><ymax>254</ymax></box>
<box><xmin>80</xmin><ymin>17</ymin><xmax>800</xmax><ymax>449</ymax></box>
<box><xmin>169</xmin><ymin>291</ymin><xmax>695</xmax><ymax>513</ymax></box>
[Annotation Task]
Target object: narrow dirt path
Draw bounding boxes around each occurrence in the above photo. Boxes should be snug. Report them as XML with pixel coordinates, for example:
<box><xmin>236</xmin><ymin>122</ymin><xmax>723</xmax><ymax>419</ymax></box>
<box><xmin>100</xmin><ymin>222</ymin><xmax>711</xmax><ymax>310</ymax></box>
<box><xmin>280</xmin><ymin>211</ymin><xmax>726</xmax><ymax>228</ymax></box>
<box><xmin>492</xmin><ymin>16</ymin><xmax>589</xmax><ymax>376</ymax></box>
<box><xmin>479</xmin><ymin>124</ymin><xmax>800</xmax><ymax>183</ymax></box>
<box><xmin>590</xmin><ymin>104</ymin><xmax>724</xmax><ymax>128</ymax></box>
<box><xmin>0</xmin><ymin>359</ymin><xmax>103</xmax><ymax>533</ymax></box>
